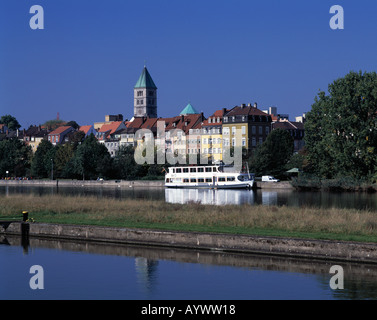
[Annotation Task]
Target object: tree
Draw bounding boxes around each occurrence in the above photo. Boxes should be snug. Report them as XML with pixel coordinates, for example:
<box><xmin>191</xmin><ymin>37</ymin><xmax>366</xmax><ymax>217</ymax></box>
<box><xmin>113</xmin><ymin>145</ymin><xmax>143</xmax><ymax>180</ymax></box>
<box><xmin>72</xmin><ymin>134</ymin><xmax>112</xmax><ymax>180</ymax></box>
<box><xmin>31</xmin><ymin>140</ymin><xmax>56</xmax><ymax>178</ymax></box>
<box><xmin>0</xmin><ymin>139</ymin><xmax>32</xmax><ymax>177</ymax></box>
<box><xmin>249</xmin><ymin>128</ymin><xmax>294</xmax><ymax>177</ymax></box>
<box><xmin>0</xmin><ymin>115</ymin><xmax>21</xmax><ymax>131</ymax></box>
<box><xmin>54</xmin><ymin>143</ymin><xmax>75</xmax><ymax>178</ymax></box>
<box><xmin>305</xmin><ymin>71</ymin><xmax>377</xmax><ymax>179</ymax></box>
<box><xmin>66</xmin><ymin>120</ymin><xmax>80</xmax><ymax>130</ymax></box>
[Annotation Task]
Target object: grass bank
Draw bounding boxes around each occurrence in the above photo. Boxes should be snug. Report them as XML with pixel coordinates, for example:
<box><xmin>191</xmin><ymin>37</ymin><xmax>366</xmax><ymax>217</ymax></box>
<box><xmin>1</xmin><ymin>194</ymin><xmax>377</xmax><ymax>243</ymax></box>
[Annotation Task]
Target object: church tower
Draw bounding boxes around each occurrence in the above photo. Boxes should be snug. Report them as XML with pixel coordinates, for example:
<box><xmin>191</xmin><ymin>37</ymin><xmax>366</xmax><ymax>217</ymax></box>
<box><xmin>134</xmin><ymin>66</ymin><xmax>157</xmax><ymax>118</ymax></box>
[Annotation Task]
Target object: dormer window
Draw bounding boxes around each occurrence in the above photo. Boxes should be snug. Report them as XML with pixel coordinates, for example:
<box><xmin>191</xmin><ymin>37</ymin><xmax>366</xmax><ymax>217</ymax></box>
<box><xmin>208</xmin><ymin>118</ymin><xmax>211</xmax><ymax>123</ymax></box>
<box><xmin>217</xmin><ymin>117</ymin><xmax>220</xmax><ymax>123</ymax></box>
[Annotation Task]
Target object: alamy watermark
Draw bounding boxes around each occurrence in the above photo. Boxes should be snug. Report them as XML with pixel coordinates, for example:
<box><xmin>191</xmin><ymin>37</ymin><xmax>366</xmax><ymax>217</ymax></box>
<box><xmin>28</xmin><ymin>5</ymin><xmax>344</xmax><ymax>31</ymax></box>
<box><xmin>29</xmin><ymin>265</ymin><xmax>44</xmax><ymax>290</ymax></box>
<box><xmin>329</xmin><ymin>265</ymin><xmax>344</xmax><ymax>290</ymax></box>
<box><xmin>29</xmin><ymin>5</ymin><xmax>44</xmax><ymax>30</ymax></box>
<box><xmin>133</xmin><ymin>121</ymin><xmax>243</xmax><ymax>170</ymax></box>
<box><xmin>330</xmin><ymin>5</ymin><xmax>344</xmax><ymax>30</ymax></box>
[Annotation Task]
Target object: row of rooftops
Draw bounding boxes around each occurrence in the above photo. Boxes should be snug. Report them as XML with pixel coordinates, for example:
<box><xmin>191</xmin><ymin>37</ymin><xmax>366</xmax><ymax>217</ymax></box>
<box><xmin>0</xmin><ymin>103</ymin><xmax>305</xmax><ymax>144</ymax></box>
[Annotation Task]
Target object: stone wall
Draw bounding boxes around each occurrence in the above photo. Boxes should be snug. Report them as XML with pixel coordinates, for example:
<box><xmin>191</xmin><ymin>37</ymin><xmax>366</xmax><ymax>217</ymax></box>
<box><xmin>2</xmin><ymin>222</ymin><xmax>377</xmax><ymax>264</ymax></box>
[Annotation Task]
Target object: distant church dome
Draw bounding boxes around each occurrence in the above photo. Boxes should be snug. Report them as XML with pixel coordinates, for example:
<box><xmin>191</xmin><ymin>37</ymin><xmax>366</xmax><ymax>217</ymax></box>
<box><xmin>180</xmin><ymin>103</ymin><xmax>198</xmax><ymax>115</ymax></box>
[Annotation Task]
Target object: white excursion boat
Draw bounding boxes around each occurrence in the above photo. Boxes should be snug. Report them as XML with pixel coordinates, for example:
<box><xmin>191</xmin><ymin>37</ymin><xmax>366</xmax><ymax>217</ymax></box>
<box><xmin>165</xmin><ymin>164</ymin><xmax>254</xmax><ymax>189</ymax></box>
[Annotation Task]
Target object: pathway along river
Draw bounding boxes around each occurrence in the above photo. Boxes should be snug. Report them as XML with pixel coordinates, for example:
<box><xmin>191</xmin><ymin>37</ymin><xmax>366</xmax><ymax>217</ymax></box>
<box><xmin>1</xmin><ymin>184</ymin><xmax>377</xmax><ymax>210</ymax></box>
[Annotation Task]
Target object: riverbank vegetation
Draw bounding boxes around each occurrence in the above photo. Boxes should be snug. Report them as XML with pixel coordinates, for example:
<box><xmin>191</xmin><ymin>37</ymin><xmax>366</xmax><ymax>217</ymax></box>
<box><xmin>1</xmin><ymin>194</ymin><xmax>377</xmax><ymax>243</ymax></box>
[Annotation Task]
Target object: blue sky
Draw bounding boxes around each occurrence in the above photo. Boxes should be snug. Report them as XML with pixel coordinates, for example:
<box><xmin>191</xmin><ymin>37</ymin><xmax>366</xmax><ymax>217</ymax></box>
<box><xmin>1</xmin><ymin>0</ymin><xmax>376</xmax><ymax>129</ymax></box>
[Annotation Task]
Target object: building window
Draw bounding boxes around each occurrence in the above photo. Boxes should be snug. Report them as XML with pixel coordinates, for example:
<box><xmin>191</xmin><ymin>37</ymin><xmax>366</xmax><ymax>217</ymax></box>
<box><xmin>242</xmin><ymin>138</ymin><xmax>246</xmax><ymax>147</ymax></box>
<box><xmin>259</xmin><ymin>126</ymin><xmax>263</xmax><ymax>135</ymax></box>
<box><xmin>252</xmin><ymin>137</ymin><xmax>256</xmax><ymax>147</ymax></box>
<box><xmin>137</xmin><ymin>91</ymin><xmax>143</xmax><ymax>97</ymax></box>
<box><xmin>242</xmin><ymin>126</ymin><xmax>246</xmax><ymax>134</ymax></box>
<box><xmin>252</xmin><ymin>126</ymin><xmax>256</xmax><ymax>134</ymax></box>
<box><xmin>259</xmin><ymin>137</ymin><xmax>263</xmax><ymax>145</ymax></box>
<box><xmin>266</xmin><ymin>127</ymin><xmax>270</xmax><ymax>135</ymax></box>
<box><xmin>224</xmin><ymin>117</ymin><xmax>228</xmax><ymax>122</ymax></box>
<box><xmin>232</xmin><ymin>138</ymin><xmax>236</xmax><ymax>146</ymax></box>
<box><xmin>232</xmin><ymin>127</ymin><xmax>236</xmax><ymax>135</ymax></box>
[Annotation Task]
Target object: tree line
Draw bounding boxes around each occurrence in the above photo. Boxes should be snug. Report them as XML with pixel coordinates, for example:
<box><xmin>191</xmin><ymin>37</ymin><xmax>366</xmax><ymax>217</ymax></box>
<box><xmin>0</xmin><ymin>134</ymin><xmax>165</xmax><ymax>180</ymax></box>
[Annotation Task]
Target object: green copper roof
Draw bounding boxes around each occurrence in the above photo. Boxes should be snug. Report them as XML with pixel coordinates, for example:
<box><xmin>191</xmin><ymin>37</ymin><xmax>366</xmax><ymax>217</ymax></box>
<box><xmin>180</xmin><ymin>103</ymin><xmax>199</xmax><ymax>115</ymax></box>
<box><xmin>134</xmin><ymin>67</ymin><xmax>157</xmax><ymax>89</ymax></box>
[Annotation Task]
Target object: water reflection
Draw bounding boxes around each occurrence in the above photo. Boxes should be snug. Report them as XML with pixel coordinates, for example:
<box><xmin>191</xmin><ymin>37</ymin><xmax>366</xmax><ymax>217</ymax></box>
<box><xmin>135</xmin><ymin>258</ymin><xmax>159</xmax><ymax>295</ymax></box>
<box><xmin>2</xmin><ymin>236</ymin><xmax>377</xmax><ymax>300</ymax></box>
<box><xmin>1</xmin><ymin>185</ymin><xmax>377</xmax><ymax>210</ymax></box>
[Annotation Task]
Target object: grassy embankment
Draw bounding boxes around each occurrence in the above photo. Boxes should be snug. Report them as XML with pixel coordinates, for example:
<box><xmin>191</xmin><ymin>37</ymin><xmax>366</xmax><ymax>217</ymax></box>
<box><xmin>1</xmin><ymin>194</ymin><xmax>377</xmax><ymax>243</ymax></box>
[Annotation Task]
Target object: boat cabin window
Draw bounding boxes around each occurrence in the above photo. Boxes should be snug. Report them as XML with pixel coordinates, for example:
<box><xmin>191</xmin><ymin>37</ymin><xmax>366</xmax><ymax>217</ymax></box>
<box><xmin>238</xmin><ymin>175</ymin><xmax>250</xmax><ymax>181</ymax></box>
<box><xmin>166</xmin><ymin>178</ymin><xmax>170</xmax><ymax>183</ymax></box>
<box><xmin>205</xmin><ymin>167</ymin><xmax>212</xmax><ymax>172</ymax></box>
<box><xmin>198</xmin><ymin>178</ymin><xmax>205</xmax><ymax>183</ymax></box>
<box><xmin>218</xmin><ymin>177</ymin><xmax>226</xmax><ymax>182</ymax></box>
<box><xmin>176</xmin><ymin>168</ymin><xmax>182</xmax><ymax>173</ymax></box>
<box><xmin>190</xmin><ymin>178</ymin><xmax>196</xmax><ymax>183</ymax></box>
<box><xmin>183</xmin><ymin>168</ymin><xmax>189</xmax><ymax>173</ymax></box>
<box><xmin>190</xmin><ymin>168</ymin><xmax>197</xmax><ymax>173</ymax></box>
<box><xmin>205</xmin><ymin>178</ymin><xmax>212</xmax><ymax>183</ymax></box>
<box><xmin>183</xmin><ymin>178</ymin><xmax>189</xmax><ymax>183</ymax></box>
<box><xmin>198</xmin><ymin>168</ymin><xmax>204</xmax><ymax>173</ymax></box>
<box><xmin>227</xmin><ymin>176</ymin><xmax>235</xmax><ymax>182</ymax></box>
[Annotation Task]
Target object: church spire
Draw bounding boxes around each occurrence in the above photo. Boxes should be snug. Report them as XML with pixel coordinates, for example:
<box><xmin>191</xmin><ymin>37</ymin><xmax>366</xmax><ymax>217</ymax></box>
<box><xmin>134</xmin><ymin>66</ymin><xmax>158</xmax><ymax>118</ymax></box>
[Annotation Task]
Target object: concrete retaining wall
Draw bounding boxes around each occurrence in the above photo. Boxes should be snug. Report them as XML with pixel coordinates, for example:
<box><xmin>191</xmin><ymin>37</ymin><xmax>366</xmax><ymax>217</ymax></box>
<box><xmin>2</xmin><ymin>222</ymin><xmax>377</xmax><ymax>264</ymax></box>
<box><xmin>0</xmin><ymin>180</ymin><xmax>293</xmax><ymax>189</ymax></box>
<box><xmin>255</xmin><ymin>181</ymin><xmax>294</xmax><ymax>189</ymax></box>
<box><xmin>0</xmin><ymin>180</ymin><xmax>165</xmax><ymax>188</ymax></box>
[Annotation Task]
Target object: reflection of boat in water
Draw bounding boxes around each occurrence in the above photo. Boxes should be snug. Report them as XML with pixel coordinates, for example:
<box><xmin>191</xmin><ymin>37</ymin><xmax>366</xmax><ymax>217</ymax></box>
<box><xmin>165</xmin><ymin>188</ymin><xmax>255</xmax><ymax>206</ymax></box>
<box><xmin>165</xmin><ymin>165</ymin><xmax>254</xmax><ymax>189</ymax></box>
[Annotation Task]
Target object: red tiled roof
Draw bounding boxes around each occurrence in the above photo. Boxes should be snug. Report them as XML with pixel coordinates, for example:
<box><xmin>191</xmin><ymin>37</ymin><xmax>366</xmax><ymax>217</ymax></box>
<box><xmin>201</xmin><ymin>108</ymin><xmax>230</xmax><ymax>126</ymax></box>
<box><xmin>161</xmin><ymin>114</ymin><xmax>204</xmax><ymax>134</ymax></box>
<box><xmin>140</xmin><ymin>118</ymin><xmax>159</xmax><ymax>130</ymax></box>
<box><xmin>126</xmin><ymin>118</ymin><xmax>145</xmax><ymax>129</ymax></box>
<box><xmin>226</xmin><ymin>105</ymin><xmax>268</xmax><ymax>117</ymax></box>
<box><xmin>272</xmin><ymin>120</ymin><xmax>304</xmax><ymax>130</ymax></box>
<box><xmin>79</xmin><ymin>125</ymin><xmax>92</xmax><ymax>134</ymax></box>
<box><xmin>98</xmin><ymin>121</ymin><xmax>123</xmax><ymax>135</ymax></box>
<box><xmin>48</xmin><ymin>126</ymin><xmax>73</xmax><ymax>135</ymax></box>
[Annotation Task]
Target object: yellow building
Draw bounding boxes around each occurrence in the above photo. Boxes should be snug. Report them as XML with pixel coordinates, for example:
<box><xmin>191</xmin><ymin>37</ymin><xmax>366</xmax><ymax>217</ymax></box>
<box><xmin>201</xmin><ymin>108</ymin><xmax>229</xmax><ymax>163</ymax></box>
<box><xmin>222</xmin><ymin>103</ymin><xmax>272</xmax><ymax>153</ymax></box>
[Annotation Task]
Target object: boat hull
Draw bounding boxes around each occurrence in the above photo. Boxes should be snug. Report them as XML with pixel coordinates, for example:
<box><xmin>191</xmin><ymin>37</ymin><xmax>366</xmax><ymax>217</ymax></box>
<box><xmin>165</xmin><ymin>182</ymin><xmax>254</xmax><ymax>189</ymax></box>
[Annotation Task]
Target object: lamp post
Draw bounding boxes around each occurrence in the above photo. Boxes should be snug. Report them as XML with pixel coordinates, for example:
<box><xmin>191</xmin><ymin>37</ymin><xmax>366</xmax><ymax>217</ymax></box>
<box><xmin>51</xmin><ymin>158</ymin><xmax>53</xmax><ymax>180</ymax></box>
<box><xmin>6</xmin><ymin>171</ymin><xmax>9</xmax><ymax>180</ymax></box>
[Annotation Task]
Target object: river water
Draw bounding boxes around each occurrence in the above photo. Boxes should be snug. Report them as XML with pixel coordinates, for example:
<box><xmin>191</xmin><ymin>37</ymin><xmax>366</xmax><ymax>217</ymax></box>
<box><xmin>1</xmin><ymin>184</ymin><xmax>377</xmax><ymax>209</ymax></box>
<box><xmin>1</xmin><ymin>236</ymin><xmax>377</xmax><ymax>300</ymax></box>
<box><xmin>1</xmin><ymin>185</ymin><xmax>377</xmax><ymax>300</ymax></box>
